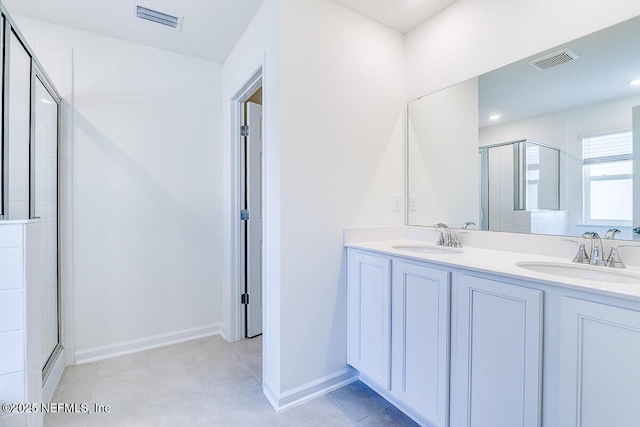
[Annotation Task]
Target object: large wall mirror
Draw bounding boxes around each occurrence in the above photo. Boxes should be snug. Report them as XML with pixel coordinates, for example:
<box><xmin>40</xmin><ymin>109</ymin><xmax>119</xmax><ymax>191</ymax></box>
<box><xmin>408</xmin><ymin>14</ymin><xmax>640</xmax><ymax>241</ymax></box>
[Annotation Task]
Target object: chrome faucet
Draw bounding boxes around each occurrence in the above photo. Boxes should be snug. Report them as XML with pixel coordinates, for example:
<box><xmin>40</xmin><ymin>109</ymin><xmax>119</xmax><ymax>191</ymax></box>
<box><xmin>434</xmin><ymin>223</ymin><xmax>452</xmax><ymax>247</ymax></box>
<box><xmin>582</xmin><ymin>231</ymin><xmax>604</xmax><ymax>266</ymax></box>
<box><xmin>568</xmin><ymin>232</ymin><xmax>635</xmax><ymax>268</ymax></box>
<box><xmin>462</xmin><ymin>221</ymin><xmax>476</xmax><ymax>230</ymax></box>
<box><xmin>605</xmin><ymin>228</ymin><xmax>621</xmax><ymax>239</ymax></box>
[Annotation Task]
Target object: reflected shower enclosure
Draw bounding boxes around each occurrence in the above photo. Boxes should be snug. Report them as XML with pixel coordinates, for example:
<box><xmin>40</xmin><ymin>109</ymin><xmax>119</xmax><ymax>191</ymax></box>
<box><xmin>480</xmin><ymin>140</ymin><xmax>565</xmax><ymax>235</ymax></box>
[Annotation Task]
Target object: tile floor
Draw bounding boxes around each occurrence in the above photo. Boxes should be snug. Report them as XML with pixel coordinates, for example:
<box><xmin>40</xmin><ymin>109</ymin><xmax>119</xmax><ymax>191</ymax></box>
<box><xmin>45</xmin><ymin>335</ymin><xmax>418</xmax><ymax>427</ymax></box>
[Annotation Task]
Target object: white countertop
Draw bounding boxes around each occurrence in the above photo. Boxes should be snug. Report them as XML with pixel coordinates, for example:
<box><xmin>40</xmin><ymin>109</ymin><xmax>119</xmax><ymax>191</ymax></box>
<box><xmin>346</xmin><ymin>239</ymin><xmax>640</xmax><ymax>302</ymax></box>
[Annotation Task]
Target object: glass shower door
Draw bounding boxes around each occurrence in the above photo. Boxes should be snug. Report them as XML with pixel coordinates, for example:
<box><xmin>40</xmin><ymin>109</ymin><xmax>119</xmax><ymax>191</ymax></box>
<box><xmin>34</xmin><ymin>76</ymin><xmax>60</xmax><ymax>372</ymax></box>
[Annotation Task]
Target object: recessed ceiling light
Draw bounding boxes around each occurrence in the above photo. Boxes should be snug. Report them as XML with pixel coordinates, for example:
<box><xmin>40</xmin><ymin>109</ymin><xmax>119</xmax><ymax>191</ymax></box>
<box><xmin>40</xmin><ymin>99</ymin><xmax>53</xmax><ymax>104</ymax></box>
<box><xmin>630</xmin><ymin>79</ymin><xmax>640</xmax><ymax>86</ymax></box>
<box><xmin>489</xmin><ymin>114</ymin><xmax>502</xmax><ymax>120</ymax></box>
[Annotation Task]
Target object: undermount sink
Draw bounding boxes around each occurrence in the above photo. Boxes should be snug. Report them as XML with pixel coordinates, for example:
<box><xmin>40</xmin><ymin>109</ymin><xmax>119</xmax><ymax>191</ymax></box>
<box><xmin>392</xmin><ymin>244</ymin><xmax>463</xmax><ymax>254</ymax></box>
<box><xmin>516</xmin><ymin>261</ymin><xmax>640</xmax><ymax>284</ymax></box>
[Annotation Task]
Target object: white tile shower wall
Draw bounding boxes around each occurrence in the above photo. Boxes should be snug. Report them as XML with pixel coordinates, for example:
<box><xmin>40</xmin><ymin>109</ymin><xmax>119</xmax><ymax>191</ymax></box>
<box><xmin>0</xmin><ymin>290</ymin><xmax>23</xmax><ymax>332</ymax></box>
<box><xmin>0</xmin><ymin>222</ymin><xmax>43</xmax><ymax>427</ymax></box>
<box><xmin>530</xmin><ymin>210</ymin><xmax>569</xmax><ymax>236</ymax></box>
<box><xmin>24</xmin><ymin>222</ymin><xmax>43</xmax><ymax>427</ymax></box>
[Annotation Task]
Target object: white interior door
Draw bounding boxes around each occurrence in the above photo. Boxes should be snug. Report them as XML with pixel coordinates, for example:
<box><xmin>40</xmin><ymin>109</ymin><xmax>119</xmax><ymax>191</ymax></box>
<box><xmin>246</xmin><ymin>101</ymin><xmax>263</xmax><ymax>337</ymax></box>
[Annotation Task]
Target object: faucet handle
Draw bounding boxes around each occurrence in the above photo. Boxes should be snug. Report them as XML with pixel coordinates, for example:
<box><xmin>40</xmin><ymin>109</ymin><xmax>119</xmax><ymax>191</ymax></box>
<box><xmin>452</xmin><ymin>231</ymin><xmax>468</xmax><ymax>248</ymax></box>
<box><xmin>605</xmin><ymin>244</ymin><xmax>640</xmax><ymax>268</ymax></box>
<box><xmin>581</xmin><ymin>231</ymin><xmax>598</xmax><ymax>239</ymax></box>
<box><xmin>564</xmin><ymin>239</ymin><xmax>589</xmax><ymax>263</ymax></box>
<box><xmin>605</xmin><ymin>228</ymin><xmax>621</xmax><ymax>239</ymax></box>
<box><xmin>435</xmin><ymin>231</ymin><xmax>445</xmax><ymax>246</ymax></box>
<box><xmin>605</xmin><ymin>246</ymin><xmax>625</xmax><ymax>268</ymax></box>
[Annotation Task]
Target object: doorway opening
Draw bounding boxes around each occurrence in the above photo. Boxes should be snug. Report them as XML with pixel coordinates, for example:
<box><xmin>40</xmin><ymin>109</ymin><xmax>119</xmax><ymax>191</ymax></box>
<box><xmin>228</xmin><ymin>67</ymin><xmax>264</xmax><ymax>383</ymax></box>
<box><xmin>241</xmin><ymin>87</ymin><xmax>263</xmax><ymax>339</ymax></box>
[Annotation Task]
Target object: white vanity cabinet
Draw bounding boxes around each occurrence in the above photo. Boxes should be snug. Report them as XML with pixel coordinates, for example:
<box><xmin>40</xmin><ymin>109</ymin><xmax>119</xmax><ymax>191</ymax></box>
<box><xmin>346</xmin><ymin>240</ymin><xmax>640</xmax><ymax>426</ymax></box>
<box><xmin>452</xmin><ymin>274</ymin><xmax>543</xmax><ymax>427</ymax></box>
<box><xmin>347</xmin><ymin>249</ymin><xmax>450</xmax><ymax>427</ymax></box>
<box><xmin>560</xmin><ymin>298</ymin><xmax>640</xmax><ymax>427</ymax></box>
<box><xmin>391</xmin><ymin>261</ymin><xmax>450</xmax><ymax>427</ymax></box>
<box><xmin>347</xmin><ymin>248</ymin><xmax>545</xmax><ymax>427</ymax></box>
<box><xmin>347</xmin><ymin>250</ymin><xmax>392</xmax><ymax>389</ymax></box>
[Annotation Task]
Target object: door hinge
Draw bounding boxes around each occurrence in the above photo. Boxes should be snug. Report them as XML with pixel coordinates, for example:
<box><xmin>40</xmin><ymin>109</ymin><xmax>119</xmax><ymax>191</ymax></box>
<box><xmin>240</xmin><ymin>209</ymin><xmax>250</xmax><ymax>221</ymax></box>
<box><xmin>241</xmin><ymin>125</ymin><xmax>249</xmax><ymax>137</ymax></box>
<box><xmin>241</xmin><ymin>293</ymin><xmax>249</xmax><ymax>305</ymax></box>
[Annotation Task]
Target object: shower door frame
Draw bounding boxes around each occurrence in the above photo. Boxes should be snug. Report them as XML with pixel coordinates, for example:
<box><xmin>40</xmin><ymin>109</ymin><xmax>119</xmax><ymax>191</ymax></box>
<box><xmin>32</xmin><ymin>63</ymin><xmax>63</xmax><ymax>382</ymax></box>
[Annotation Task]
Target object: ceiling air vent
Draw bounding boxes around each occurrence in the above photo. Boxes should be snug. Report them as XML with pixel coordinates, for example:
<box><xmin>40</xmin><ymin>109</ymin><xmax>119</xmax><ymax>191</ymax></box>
<box><xmin>134</xmin><ymin>4</ymin><xmax>183</xmax><ymax>30</ymax></box>
<box><xmin>529</xmin><ymin>48</ymin><xmax>580</xmax><ymax>70</ymax></box>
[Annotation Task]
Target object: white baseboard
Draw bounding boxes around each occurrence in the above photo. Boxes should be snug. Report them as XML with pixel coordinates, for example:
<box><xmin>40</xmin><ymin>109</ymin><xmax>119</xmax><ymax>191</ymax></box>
<box><xmin>219</xmin><ymin>324</ymin><xmax>230</xmax><ymax>342</ymax></box>
<box><xmin>43</xmin><ymin>349</ymin><xmax>65</xmax><ymax>403</ymax></box>
<box><xmin>264</xmin><ymin>367</ymin><xmax>359</xmax><ymax>412</ymax></box>
<box><xmin>74</xmin><ymin>324</ymin><xmax>222</xmax><ymax>364</ymax></box>
<box><xmin>263</xmin><ymin>380</ymin><xmax>280</xmax><ymax>411</ymax></box>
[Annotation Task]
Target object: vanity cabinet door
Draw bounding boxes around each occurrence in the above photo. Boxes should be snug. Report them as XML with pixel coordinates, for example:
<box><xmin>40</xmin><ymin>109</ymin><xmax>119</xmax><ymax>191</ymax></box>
<box><xmin>392</xmin><ymin>261</ymin><xmax>450</xmax><ymax>427</ymax></box>
<box><xmin>560</xmin><ymin>298</ymin><xmax>640</xmax><ymax>427</ymax></box>
<box><xmin>347</xmin><ymin>250</ymin><xmax>392</xmax><ymax>389</ymax></box>
<box><xmin>453</xmin><ymin>275</ymin><xmax>543</xmax><ymax>427</ymax></box>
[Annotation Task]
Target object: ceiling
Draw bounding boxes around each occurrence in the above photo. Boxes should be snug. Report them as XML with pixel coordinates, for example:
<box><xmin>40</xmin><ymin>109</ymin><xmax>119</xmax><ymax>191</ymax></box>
<box><xmin>328</xmin><ymin>0</ymin><xmax>457</xmax><ymax>33</ymax></box>
<box><xmin>1</xmin><ymin>0</ymin><xmax>455</xmax><ymax>64</ymax></box>
<box><xmin>1</xmin><ymin>0</ymin><xmax>265</xmax><ymax>63</ymax></box>
<box><xmin>479</xmin><ymin>15</ymin><xmax>640</xmax><ymax>128</ymax></box>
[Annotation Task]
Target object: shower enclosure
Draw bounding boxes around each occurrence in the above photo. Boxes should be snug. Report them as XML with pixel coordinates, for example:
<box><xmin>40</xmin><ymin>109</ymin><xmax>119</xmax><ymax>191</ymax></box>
<box><xmin>0</xmin><ymin>8</ymin><xmax>62</xmax><ymax>381</ymax></box>
<box><xmin>480</xmin><ymin>139</ymin><xmax>565</xmax><ymax>235</ymax></box>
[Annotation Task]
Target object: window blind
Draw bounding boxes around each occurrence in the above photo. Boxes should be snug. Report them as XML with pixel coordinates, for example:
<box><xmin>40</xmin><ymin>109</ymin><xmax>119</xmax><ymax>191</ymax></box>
<box><xmin>583</xmin><ymin>131</ymin><xmax>632</xmax><ymax>164</ymax></box>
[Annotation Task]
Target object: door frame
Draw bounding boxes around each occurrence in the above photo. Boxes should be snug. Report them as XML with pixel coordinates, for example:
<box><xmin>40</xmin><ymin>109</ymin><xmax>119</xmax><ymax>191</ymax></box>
<box><xmin>228</xmin><ymin>67</ymin><xmax>263</xmax><ymax>341</ymax></box>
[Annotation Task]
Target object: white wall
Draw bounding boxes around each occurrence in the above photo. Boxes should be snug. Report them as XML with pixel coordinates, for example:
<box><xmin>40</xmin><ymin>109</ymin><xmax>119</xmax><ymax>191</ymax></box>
<box><xmin>406</xmin><ymin>0</ymin><xmax>640</xmax><ymax>101</ymax></box>
<box><xmin>14</xmin><ymin>16</ymin><xmax>225</xmax><ymax>359</ymax></box>
<box><xmin>221</xmin><ymin>0</ymin><xmax>282</xmax><ymax>398</ymax></box>
<box><xmin>278</xmin><ymin>0</ymin><xmax>405</xmax><ymax>393</ymax></box>
<box><xmin>223</xmin><ymin>0</ymin><xmax>405</xmax><ymax>405</ymax></box>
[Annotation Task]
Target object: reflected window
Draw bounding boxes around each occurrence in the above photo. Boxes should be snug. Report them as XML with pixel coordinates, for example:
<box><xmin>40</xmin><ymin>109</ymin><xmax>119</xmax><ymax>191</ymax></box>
<box><xmin>582</xmin><ymin>131</ymin><xmax>632</xmax><ymax>223</ymax></box>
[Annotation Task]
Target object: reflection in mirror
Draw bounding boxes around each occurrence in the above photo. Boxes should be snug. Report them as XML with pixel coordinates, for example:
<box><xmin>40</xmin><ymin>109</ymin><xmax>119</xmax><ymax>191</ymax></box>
<box><xmin>407</xmin><ymin>14</ymin><xmax>640</xmax><ymax>241</ymax></box>
<box><xmin>480</xmin><ymin>140</ymin><xmax>562</xmax><ymax>233</ymax></box>
<box><xmin>407</xmin><ymin>79</ymin><xmax>479</xmax><ymax>227</ymax></box>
